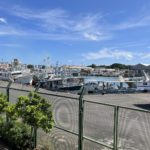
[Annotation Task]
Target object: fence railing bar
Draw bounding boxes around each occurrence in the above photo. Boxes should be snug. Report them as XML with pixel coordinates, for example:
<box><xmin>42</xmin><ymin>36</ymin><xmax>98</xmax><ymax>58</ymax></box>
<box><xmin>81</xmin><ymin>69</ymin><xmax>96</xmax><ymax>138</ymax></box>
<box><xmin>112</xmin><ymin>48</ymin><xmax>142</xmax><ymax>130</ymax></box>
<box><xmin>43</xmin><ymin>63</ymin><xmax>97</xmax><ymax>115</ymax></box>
<box><xmin>83</xmin><ymin>136</ymin><xmax>113</xmax><ymax>149</ymax></box>
<box><xmin>119</xmin><ymin>105</ymin><xmax>150</xmax><ymax>113</ymax></box>
<box><xmin>84</xmin><ymin>100</ymin><xmax>150</xmax><ymax>113</ymax></box>
<box><xmin>55</xmin><ymin>126</ymin><xmax>79</xmax><ymax>136</ymax></box>
<box><xmin>9</xmin><ymin>87</ymin><xmax>33</xmax><ymax>93</ymax></box>
<box><xmin>37</xmin><ymin>91</ymin><xmax>79</xmax><ymax>101</ymax></box>
<box><xmin>0</xmin><ymin>86</ymin><xmax>7</xmax><ymax>89</ymax></box>
<box><xmin>83</xmin><ymin>99</ymin><xmax>116</xmax><ymax>107</ymax></box>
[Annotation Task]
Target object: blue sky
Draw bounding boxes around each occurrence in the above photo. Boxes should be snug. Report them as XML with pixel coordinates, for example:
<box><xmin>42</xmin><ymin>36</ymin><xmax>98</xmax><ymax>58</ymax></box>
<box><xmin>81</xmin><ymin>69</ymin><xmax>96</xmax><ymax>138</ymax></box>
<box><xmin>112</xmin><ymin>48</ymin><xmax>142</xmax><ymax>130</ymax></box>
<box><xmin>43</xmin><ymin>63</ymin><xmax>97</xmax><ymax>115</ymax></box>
<box><xmin>0</xmin><ymin>0</ymin><xmax>150</xmax><ymax>65</ymax></box>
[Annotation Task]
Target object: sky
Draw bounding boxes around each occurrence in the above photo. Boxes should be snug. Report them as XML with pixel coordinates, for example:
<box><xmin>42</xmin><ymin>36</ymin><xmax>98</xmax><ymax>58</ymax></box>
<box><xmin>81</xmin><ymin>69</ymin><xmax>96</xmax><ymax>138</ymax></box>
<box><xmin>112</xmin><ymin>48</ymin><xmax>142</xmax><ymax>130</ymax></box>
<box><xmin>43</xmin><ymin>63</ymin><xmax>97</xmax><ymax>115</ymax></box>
<box><xmin>0</xmin><ymin>0</ymin><xmax>150</xmax><ymax>65</ymax></box>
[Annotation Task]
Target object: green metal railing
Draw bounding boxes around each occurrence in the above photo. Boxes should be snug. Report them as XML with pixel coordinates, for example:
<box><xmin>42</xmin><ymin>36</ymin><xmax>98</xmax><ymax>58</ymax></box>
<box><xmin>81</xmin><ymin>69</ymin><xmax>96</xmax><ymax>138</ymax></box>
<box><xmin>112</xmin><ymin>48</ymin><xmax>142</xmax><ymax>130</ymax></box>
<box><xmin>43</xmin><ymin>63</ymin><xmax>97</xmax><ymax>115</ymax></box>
<box><xmin>0</xmin><ymin>81</ymin><xmax>150</xmax><ymax>150</ymax></box>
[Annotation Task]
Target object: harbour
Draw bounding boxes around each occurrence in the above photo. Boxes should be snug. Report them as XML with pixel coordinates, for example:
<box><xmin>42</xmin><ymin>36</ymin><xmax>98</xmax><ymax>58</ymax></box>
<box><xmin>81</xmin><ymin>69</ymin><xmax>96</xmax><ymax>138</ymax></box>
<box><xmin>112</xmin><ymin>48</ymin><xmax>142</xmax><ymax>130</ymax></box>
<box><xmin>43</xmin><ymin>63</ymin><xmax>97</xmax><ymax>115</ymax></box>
<box><xmin>1</xmin><ymin>59</ymin><xmax>150</xmax><ymax>94</ymax></box>
<box><xmin>1</xmin><ymin>0</ymin><xmax>150</xmax><ymax>149</ymax></box>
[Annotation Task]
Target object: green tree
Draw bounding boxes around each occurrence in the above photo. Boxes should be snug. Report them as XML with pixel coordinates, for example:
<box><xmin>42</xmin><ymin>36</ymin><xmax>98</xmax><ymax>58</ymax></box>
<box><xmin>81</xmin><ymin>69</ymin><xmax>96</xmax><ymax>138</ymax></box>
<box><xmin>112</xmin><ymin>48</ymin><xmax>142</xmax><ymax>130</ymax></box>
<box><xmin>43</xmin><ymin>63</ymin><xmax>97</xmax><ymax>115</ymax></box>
<box><xmin>0</xmin><ymin>93</ymin><xmax>8</xmax><ymax>114</ymax></box>
<box><xmin>27</xmin><ymin>64</ymin><xmax>34</xmax><ymax>70</ymax></box>
<box><xmin>89</xmin><ymin>64</ymin><xmax>97</xmax><ymax>68</ymax></box>
<box><xmin>42</xmin><ymin>65</ymin><xmax>46</xmax><ymax>69</ymax></box>
<box><xmin>15</xmin><ymin>92</ymin><xmax>54</xmax><ymax>148</ymax></box>
<box><xmin>0</xmin><ymin>93</ymin><xmax>8</xmax><ymax>124</ymax></box>
<box><xmin>110</xmin><ymin>63</ymin><xmax>127</xmax><ymax>69</ymax></box>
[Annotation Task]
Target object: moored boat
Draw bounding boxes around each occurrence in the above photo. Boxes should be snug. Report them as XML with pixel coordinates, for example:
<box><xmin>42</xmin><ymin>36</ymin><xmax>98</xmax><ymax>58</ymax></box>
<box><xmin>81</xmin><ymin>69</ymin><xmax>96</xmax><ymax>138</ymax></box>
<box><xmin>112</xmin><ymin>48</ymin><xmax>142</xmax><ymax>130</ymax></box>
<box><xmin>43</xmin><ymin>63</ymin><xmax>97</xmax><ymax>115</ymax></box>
<box><xmin>41</xmin><ymin>76</ymin><xmax>84</xmax><ymax>91</ymax></box>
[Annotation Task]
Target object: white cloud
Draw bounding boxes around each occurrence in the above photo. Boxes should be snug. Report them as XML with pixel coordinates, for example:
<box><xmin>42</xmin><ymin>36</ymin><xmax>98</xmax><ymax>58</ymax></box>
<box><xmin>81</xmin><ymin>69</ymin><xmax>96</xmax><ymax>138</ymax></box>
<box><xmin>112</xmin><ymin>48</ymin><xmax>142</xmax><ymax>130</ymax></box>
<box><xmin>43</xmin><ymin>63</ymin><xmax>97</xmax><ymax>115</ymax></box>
<box><xmin>83</xmin><ymin>48</ymin><xmax>150</xmax><ymax>62</ymax></box>
<box><xmin>141</xmin><ymin>53</ymin><xmax>150</xmax><ymax>59</ymax></box>
<box><xmin>83</xmin><ymin>48</ymin><xmax>134</xmax><ymax>60</ymax></box>
<box><xmin>0</xmin><ymin>25</ymin><xmax>26</xmax><ymax>36</ymax></box>
<box><xmin>83</xmin><ymin>33</ymin><xmax>99</xmax><ymax>41</ymax></box>
<box><xmin>0</xmin><ymin>17</ymin><xmax>7</xmax><ymax>24</ymax></box>
<box><xmin>0</xmin><ymin>6</ymin><xmax>111</xmax><ymax>41</ymax></box>
<box><xmin>114</xmin><ymin>15</ymin><xmax>150</xmax><ymax>30</ymax></box>
<box><xmin>83</xmin><ymin>32</ymin><xmax>110</xmax><ymax>41</ymax></box>
<box><xmin>1</xmin><ymin>5</ymin><xmax>150</xmax><ymax>41</ymax></box>
<box><xmin>142</xmin><ymin>63</ymin><xmax>150</xmax><ymax>66</ymax></box>
<box><xmin>0</xmin><ymin>43</ymin><xmax>21</xmax><ymax>47</ymax></box>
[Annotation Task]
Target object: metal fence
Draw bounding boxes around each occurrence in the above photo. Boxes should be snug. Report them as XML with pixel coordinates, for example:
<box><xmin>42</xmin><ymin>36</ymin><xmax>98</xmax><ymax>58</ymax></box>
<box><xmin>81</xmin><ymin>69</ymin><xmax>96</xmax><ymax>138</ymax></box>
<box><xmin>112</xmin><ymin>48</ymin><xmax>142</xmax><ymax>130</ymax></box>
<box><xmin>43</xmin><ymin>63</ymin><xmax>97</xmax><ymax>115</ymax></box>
<box><xmin>0</xmin><ymin>81</ymin><xmax>150</xmax><ymax>150</ymax></box>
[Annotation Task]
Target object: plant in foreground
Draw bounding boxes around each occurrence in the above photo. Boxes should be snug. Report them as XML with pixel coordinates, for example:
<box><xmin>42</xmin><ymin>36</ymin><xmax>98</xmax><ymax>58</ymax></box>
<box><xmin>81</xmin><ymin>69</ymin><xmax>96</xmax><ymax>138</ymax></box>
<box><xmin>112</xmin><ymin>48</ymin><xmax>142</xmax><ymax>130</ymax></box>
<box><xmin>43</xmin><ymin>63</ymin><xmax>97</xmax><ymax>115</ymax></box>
<box><xmin>15</xmin><ymin>92</ymin><xmax>54</xmax><ymax>148</ymax></box>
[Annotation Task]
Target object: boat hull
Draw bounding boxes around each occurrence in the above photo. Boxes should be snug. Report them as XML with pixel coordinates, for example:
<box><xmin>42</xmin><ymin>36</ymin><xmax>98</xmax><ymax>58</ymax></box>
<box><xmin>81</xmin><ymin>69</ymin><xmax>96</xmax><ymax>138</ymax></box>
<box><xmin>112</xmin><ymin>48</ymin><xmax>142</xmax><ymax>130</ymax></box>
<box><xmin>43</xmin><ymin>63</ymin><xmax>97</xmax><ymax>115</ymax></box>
<box><xmin>59</xmin><ymin>85</ymin><xmax>82</xmax><ymax>91</ymax></box>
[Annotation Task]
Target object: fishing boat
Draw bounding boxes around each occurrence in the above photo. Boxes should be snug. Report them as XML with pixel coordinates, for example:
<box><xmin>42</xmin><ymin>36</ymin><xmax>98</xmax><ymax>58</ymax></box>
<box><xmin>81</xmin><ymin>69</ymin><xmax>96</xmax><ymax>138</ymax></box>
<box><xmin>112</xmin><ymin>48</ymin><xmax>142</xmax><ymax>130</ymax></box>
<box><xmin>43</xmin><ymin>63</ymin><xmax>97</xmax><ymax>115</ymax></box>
<box><xmin>0</xmin><ymin>70</ymin><xmax>33</xmax><ymax>85</ymax></box>
<box><xmin>42</xmin><ymin>76</ymin><xmax>84</xmax><ymax>91</ymax></box>
<box><xmin>136</xmin><ymin>71</ymin><xmax>150</xmax><ymax>91</ymax></box>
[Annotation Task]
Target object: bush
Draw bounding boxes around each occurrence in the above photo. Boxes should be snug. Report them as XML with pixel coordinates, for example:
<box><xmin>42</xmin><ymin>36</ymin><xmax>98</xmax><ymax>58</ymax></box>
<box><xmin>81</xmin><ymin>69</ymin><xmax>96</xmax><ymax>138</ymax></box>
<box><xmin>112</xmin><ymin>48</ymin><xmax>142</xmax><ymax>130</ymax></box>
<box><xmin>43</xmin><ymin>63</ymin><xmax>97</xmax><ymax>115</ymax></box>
<box><xmin>16</xmin><ymin>92</ymin><xmax>54</xmax><ymax>133</ymax></box>
<box><xmin>0</xmin><ymin>92</ymin><xmax>54</xmax><ymax>149</ymax></box>
<box><xmin>0</xmin><ymin>120</ymin><xmax>34</xmax><ymax>150</ymax></box>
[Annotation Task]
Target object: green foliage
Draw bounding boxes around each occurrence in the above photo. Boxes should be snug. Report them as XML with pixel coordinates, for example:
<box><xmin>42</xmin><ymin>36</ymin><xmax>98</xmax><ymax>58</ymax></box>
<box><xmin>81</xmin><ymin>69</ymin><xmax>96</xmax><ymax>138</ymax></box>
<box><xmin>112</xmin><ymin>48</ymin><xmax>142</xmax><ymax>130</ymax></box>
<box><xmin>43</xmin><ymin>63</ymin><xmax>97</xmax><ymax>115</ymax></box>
<box><xmin>27</xmin><ymin>64</ymin><xmax>34</xmax><ymax>70</ymax></box>
<box><xmin>42</xmin><ymin>65</ymin><xmax>46</xmax><ymax>69</ymax></box>
<box><xmin>110</xmin><ymin>63</ymin><xmax>129</xmax><ymax>69</ymax></box>
<box><xmin>16</xmin><ymin>92</ymin><xmax>54</xmax><ymax>133</ymax></box>
<box><xmin>88</xmin><ymin>64</ymin><xmax>97</xmax><ymax>68</ymax></box>
<box><xmin>0</xmin><ymin>92</ymin><xmax>54</xmax><ymax>149</ymax></box>
<box><xmin>0</xmin><ymin>120</ymin><xmax>33</xmax><ymax>150</ymax></box>
<box><xmin>5</xmin><ymin>104</ymin><xmax>18</xmax><ymax>120</ymax></box>
<box><xmin>0</xmin><ymin>93</ymin><xmax>8</xmax><ymax>114</ymax></box>
<box><xmin>88</xmin><ymin>63</ymin><xmax>131</xmax><ymax>69</ymax></box>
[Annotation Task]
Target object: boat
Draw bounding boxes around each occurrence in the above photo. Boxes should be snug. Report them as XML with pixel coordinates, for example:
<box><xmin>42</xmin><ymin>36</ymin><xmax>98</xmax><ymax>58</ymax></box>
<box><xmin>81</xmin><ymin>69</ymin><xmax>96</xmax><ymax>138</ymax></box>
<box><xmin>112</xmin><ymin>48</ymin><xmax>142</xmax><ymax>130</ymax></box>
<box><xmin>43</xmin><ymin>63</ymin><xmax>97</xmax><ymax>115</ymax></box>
<box><xmin>0</xmin><ymin>71</ymin><xmax>14</xmax><ymax>82</ymax></box>
<box><xmin>84</xmin><ymin>81</ymin><xmax>103</xmax><ymax>93</ymax></box>
<box><xmin>0</xmin><ymin>69</ymin><xmax>33</xmax><ymax>85</ymax></box>
<box><xmin>136</xmin><ymin>71</ymin><xmax>150</xmax><ymax>91</ymax></box>
<box><xmin>42</xmin><ymin>76</ymin><xmax>84</xmax><ymax>91</ymax></box>
<box><xmin>14</xmin><ymin>74</ymin><xmax>33</xmax><ymax>85</ymax></box>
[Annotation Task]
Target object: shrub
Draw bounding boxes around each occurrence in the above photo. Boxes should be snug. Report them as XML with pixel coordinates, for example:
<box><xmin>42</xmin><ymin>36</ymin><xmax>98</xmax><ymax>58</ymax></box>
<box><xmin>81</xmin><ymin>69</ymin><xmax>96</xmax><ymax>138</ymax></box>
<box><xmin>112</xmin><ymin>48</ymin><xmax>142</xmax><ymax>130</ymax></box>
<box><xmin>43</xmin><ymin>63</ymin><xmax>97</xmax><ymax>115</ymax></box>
<box><xmin>0</xmin><ymin>120</ymin><xmax>34</xmax><ymax>150</ymax></box>
<box><xmin>15</xmin><ymin>92</ymin><xmax>54</xmax><ymax>133</ymax></box>
<box><xmin>0</xmin><ymin>92</ymin><xmax>54</xmax><ymax>149</ymax></box>
<box><xmin>0</xmin><ymin>93</ymin><xmax>8</xmax><ymax>114</ymax></box>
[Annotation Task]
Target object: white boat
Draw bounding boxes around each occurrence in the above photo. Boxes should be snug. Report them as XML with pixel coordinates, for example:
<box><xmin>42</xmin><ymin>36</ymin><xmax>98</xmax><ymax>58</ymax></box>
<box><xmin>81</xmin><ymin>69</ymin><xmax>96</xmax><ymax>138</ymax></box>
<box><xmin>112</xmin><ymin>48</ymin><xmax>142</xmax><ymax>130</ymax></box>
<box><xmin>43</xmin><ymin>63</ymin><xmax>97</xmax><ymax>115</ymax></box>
<box><xmin>136</xmin><ymin>71</ymin><xmax>150</xmax><ymax>91</ymax></box>
<box><xmin>84</xmin><ymin>82</ymin><xmax>103</xmax><ymax>93</ymax></box>
<box><xmin>43</xmin><ymin>77</ymin><xmax>84</xmax><ymax>91</ymax></box>
<box><xmin>0</xmin><ymin>71</ymin><xmax>14</xmax><ymax>81</ymax></box>
<box><xmin>0</xmin><ymin>69</ymin><xmax>33</xmax><ymax>85</ymax></box>
<box><xmin>15</xmin><ymin>74</ymin><xmax>33</xmax><ymax>85</ymax></box>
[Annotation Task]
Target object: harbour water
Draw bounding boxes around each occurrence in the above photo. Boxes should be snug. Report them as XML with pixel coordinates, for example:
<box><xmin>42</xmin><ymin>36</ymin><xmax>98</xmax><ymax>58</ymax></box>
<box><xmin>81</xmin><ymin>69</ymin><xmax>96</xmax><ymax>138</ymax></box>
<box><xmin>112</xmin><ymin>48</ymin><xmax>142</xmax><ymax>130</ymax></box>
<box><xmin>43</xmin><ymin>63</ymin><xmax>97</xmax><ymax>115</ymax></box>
<box><xmin>84</xmin><ymin>76</ymin><xmax>129</xmax><ymax>91</ymax></box>
<box><xmin>84</xmin><ymin>76</ymin><xmax>119</xmax><ymax>83</ymax></box>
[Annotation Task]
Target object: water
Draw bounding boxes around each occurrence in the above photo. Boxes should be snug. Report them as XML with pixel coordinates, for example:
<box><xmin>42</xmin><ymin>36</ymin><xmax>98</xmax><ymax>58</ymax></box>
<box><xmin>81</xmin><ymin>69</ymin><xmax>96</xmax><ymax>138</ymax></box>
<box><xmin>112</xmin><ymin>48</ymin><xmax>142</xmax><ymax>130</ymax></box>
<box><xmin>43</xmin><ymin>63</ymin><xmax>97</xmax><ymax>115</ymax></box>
<box><xmin>84</xmin><ymin>76</ymin><xmax>119</xmax><ymax>83</ymax></box>
<box><xmin>84</xmin><ymin>76</ymin><xmax>129</xmax><ymax>89</ymax></box>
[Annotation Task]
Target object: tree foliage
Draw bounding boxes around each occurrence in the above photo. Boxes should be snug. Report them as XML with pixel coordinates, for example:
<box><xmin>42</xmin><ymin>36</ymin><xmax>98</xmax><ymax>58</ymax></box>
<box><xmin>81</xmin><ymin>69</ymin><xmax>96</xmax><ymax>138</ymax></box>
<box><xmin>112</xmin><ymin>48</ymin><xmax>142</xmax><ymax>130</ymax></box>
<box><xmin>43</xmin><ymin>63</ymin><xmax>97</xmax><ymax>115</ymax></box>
<box><xmin>0</xmin><ymin>93</ymin><xmax>8</xmax><ymax>114</ymax></box>
<box><xmin>0</xmin><ymin>92</ymin><xmax>54</xmax><ymax>149</ymax></box>
<box><xmin>15</xmin><ymin>92</ymin><xmax>54</xmax><ymax>133</ymax></box>
<box><xmin>88</xmin><ymin>63</ymin><xmax>131</xmax><ymax>69</ymax></box>
<box><xmin>0</xmin><ymin>121</ymin><xmax>33</xmax><ymax>150</ymax></box>
<box><xmin>27</xmin><ymin>64</ymin><xmax>34</xmax><ymax>70</ymax></box>
<box><xmin>88</xmin><ymin>64</ymin><xmax>97</xmax><ymax>68</ymax></box>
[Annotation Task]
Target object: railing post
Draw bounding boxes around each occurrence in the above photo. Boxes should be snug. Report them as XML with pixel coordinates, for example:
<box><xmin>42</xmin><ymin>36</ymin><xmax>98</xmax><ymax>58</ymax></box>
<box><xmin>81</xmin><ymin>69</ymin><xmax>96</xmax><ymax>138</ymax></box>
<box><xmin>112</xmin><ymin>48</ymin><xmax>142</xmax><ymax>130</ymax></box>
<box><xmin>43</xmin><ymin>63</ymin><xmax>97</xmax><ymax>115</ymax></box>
<box><xmin>32</xmin><ymin>81</ymin><xmax>41</xmax><ymax>148</ymax></box>
<box><xmin>34</xmin><ymin>81</ymin><xmax>41</xmax><ymax>92</ymax></box>
<box><xmin>6</xmin><ymin>81</ymin><xmax>12</xmax><ymax>122</ymax></box>
<box><xmin>78</xmin><ymin>86</ymin><xmax>85</xmax><ymax>150</ymax></box>
<box><xmin>113</xmin><ymin>106</ymin><xmax>119</xmax><ymax>150</ymax></box>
